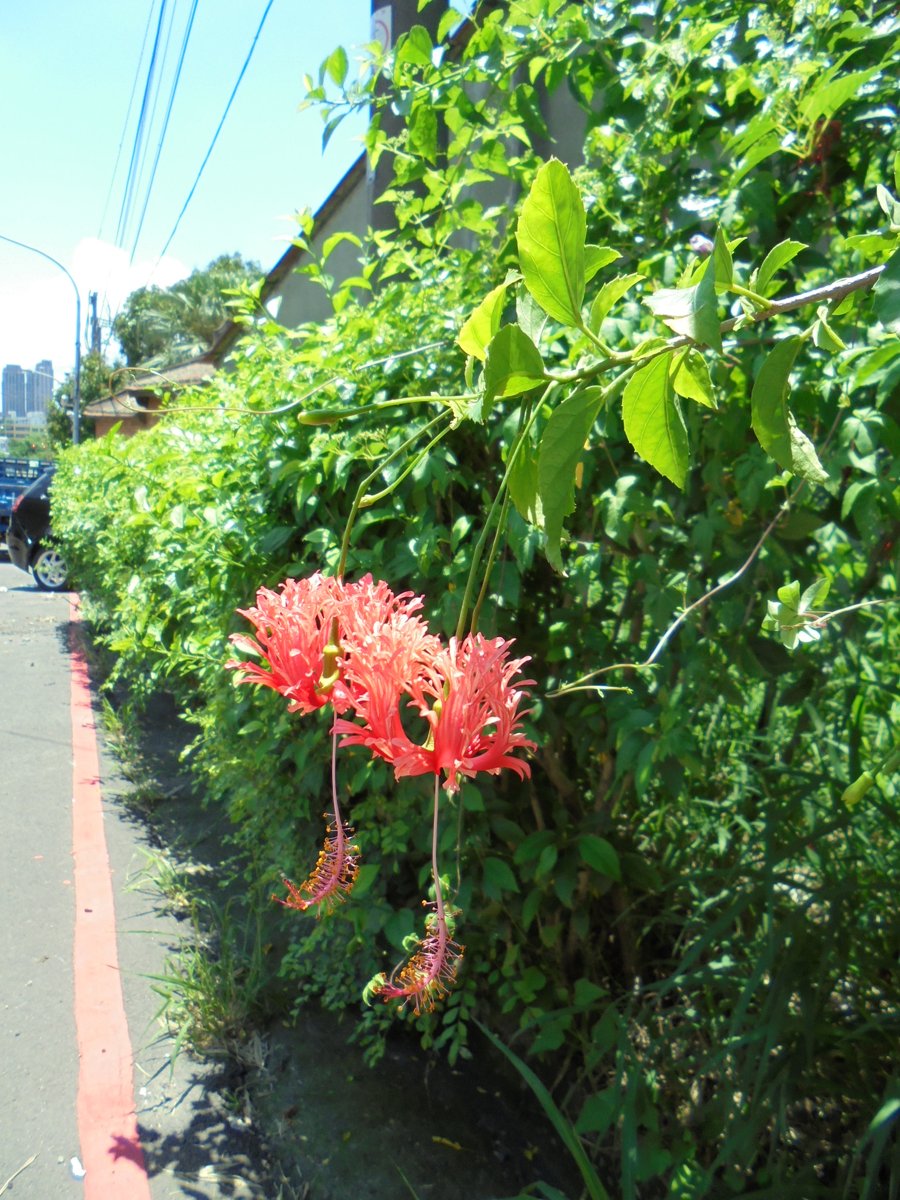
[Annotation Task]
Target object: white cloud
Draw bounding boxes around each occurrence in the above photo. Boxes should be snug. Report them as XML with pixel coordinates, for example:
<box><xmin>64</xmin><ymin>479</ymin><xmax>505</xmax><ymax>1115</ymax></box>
<box><xmin>0</xmin><ymin>238</ymin><xmax>188</xmax><ymax>385</ymax></box>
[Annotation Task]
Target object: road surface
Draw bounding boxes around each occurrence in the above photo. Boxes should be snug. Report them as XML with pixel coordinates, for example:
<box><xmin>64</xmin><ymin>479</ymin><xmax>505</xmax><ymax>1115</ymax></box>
<box><xmin>0</xmin><ymin>561</ymin><xmax>274</xmax><ymax>1199</ymax></box>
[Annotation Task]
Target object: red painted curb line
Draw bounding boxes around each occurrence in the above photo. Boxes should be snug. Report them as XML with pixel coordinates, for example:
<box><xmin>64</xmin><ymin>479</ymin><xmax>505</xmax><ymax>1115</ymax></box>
<box><xmin>69</xmin><ymin>597</ymin><xmax>152</xmax><ymax>1199</ymax></box>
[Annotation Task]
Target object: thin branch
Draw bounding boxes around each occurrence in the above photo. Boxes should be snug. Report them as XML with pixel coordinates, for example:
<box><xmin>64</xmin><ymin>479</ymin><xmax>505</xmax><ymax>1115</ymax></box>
<box><xmin>549</xmin><ymin>490</ymin><xmax>800</xmax><ymax>698</ymax></box>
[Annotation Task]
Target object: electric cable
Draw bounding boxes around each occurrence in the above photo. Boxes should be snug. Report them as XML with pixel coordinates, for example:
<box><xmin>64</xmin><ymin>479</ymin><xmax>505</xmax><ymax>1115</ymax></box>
<box><xmin>156</xmin><ymin>0</ymin><xmax>275</xmax><ymax>261</ymax></box>
<box><xmin>114</xmin><ymin>0</ymin><xmax>169</xmax><ymax>249</ymax></box>
<box><xmin>96</xmin><ymin>0</ymin><xmax>158</xmax><ymax>243</ymax></box>
<box><xmin>129</xmin><ymin>0</ymin><xmax>200</xmax><ymax>261</ymax></box>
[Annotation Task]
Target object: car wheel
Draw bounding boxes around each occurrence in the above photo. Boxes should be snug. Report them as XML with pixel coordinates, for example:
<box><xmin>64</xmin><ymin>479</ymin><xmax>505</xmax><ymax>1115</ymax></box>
<box><xmin>31</xmin><ymin>545</ymin><xmax>69</xmax><ymax>591</ymax></box>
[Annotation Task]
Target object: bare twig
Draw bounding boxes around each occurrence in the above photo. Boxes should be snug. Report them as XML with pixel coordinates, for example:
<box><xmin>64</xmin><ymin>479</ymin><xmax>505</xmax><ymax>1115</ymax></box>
<box><xmin>0</xmin><ymin>1155</ymin><xmax>37</xmax><ymax>1196</ymax></box>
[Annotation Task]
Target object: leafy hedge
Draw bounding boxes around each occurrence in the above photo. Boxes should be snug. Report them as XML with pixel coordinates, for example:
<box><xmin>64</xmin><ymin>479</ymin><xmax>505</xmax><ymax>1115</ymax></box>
<box><xmin>54</xmin><ymin>3</ymin><xmax>899</xmax><ymax>1196</ymax></box>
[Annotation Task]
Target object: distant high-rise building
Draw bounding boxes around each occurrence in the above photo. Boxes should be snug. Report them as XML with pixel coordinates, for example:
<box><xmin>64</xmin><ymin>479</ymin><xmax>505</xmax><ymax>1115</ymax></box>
<box><xmin>2</xmin><ymin>364</ymin><xmax>27</xmax><ymax>418</ymax></box>
<box><xmin>31</xmin><ymin>359</ymin><xmax>53</xmax><ymax>413</ymax></box>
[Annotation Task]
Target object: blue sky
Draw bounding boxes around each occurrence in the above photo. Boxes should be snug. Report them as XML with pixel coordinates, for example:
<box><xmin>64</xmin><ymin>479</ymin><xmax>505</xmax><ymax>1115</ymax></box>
<box><xmin>0</xmin><ymin>0</ymin><xmax>371</xmax><ymax>382</ymax></box>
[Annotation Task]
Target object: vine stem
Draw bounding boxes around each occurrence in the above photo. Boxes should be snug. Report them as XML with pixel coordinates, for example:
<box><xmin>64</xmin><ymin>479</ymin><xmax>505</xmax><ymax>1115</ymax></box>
<box><xmin>549</xmin><ymin>488</ymin><xmax>802</xmax><ymax>697</ymax></box>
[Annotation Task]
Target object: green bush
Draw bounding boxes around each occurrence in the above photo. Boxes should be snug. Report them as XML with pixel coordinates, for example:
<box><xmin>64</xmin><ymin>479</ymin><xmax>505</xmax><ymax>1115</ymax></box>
<box><xmin>53</xmin><ymin>3</ymin><xmax>899</xmax><ymax>1195</ymax></box>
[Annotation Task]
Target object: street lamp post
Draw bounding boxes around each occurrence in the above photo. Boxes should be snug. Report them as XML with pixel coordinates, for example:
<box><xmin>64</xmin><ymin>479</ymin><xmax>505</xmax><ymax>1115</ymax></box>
<box><xmin>0</xmin><ymin>233</ymin><xmax>83</xmax><ymax>445</ymax></box>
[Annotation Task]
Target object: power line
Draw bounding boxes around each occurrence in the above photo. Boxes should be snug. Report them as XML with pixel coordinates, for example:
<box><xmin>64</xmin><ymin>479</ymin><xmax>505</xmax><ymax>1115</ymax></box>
<box><xmin>114</xmin><ymin>0</ymin><xmax>170</xmax><ymax>250</ymax></box>
<box><xmin>129</xmin><ymin>0</ymin><xmax>201</xmax><ymax>262</ymax></box>
<box><xmin>96</xmin><ymin>1</ymin><xmax>159</xmax><ymax>243</ymax></box>
<box><xmin>157</xmin><ymin>0</ymin><xmax>275</xmax><ymax>262</ymax></box>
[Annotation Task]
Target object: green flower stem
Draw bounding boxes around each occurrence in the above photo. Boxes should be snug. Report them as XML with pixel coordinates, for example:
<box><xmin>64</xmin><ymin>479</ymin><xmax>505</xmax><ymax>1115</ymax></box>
<box><xmin>454</xmin><ymin>390</ymin><xmax>550</xmax><ymax>642</ymax></box>
<box><xmin>337</xmin><ymin>410</ymin><xmax>452</xmax><ymax>579</ymax></box>
<box><xmin>469</xmin><ymin>488</ymin><xmax>512</xmax><ymax>636</ymax></box>
<box><xmin>359</xmin><ymin>420</ymin><xmax>453</xmax><ymax>507</ymax></box>
<box><xmin>297</xmin><ymin>393</ymin><xmax>474</xmax><ymax>426</ymax></box>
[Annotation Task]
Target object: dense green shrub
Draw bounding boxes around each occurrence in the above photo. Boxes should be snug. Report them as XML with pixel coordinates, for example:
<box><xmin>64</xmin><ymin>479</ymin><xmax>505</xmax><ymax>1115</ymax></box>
<box><xmin>54</xmin><ymin>2</ymin><xmax>898</xmax><ymax>1196</ymax></box>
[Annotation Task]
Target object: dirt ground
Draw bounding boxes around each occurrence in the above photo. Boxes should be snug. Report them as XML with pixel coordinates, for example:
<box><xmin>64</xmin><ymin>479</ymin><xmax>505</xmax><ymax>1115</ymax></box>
<box><xmin>108</xmin><ymin>688</ymin><xmax>579</xmax><ymax>1200</ymax></box>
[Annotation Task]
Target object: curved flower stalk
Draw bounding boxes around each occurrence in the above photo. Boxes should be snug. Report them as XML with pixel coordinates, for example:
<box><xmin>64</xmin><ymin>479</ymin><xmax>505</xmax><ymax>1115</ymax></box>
<box><xmin>370</xmin><ymin>778</ymin><xmax>464</xmax><ymax>1014</ymax></box>
<box><xmin>336</xmin><ymin>632</ymin><xmax>536</xmax><ymax>792</ymax></box>
<box><xmin>273</xmin><ymin>732</ymin><xmax>360</xmax><ymax>915</ymax></box>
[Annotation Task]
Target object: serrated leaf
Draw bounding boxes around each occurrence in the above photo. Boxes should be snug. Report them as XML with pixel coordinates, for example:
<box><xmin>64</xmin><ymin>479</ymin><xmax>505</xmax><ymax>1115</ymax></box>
<box><xmin>517</xmin><ymin>159</ymin><xmax>586</xmax><ymax>326</ymax></box>
<box><xmin>673</xmin><ymin>349</ymin><xmax>716</xmax><ymax>408</ymax></box>
<box><xmin>577</xmin><ymin>835</ymin><xmax>621</xmax><ymax>880</ymax></box>
<box><xmin>483</xmin><ymin>325</ymin><xmax>546</xmax><ymax>404</ymax></box>
<box><xmin>750</xmin><ymin>336</ymin><xmax>802</xmax><ymax>470</ymax></box>
<box><xmin>643</xmin><ymin>255</ymin><xmax>721</xmax><ymax>350</ymax></box>
<box><xmin>584</xmin><ymin>245</ymin><xmax>621</xmax><ymax>282</ymax></box>
<box><xmin>755</xmin><ymin>239</ymin><xmax>807</xmax><ymax>296</ymax></box>
<box><xmin>789</xmin><ymin>420</ymin><xmax>830</xmax><ymax>485</ymax></box>
<box><xmin>458</xmin><ymin>282</ymin><xmax>510</xmax><ymax>360</ymax></box>
<box><xmin>589</xmin><ymin>272</ymin><xmax>644</xmax><ymax>332</ymax></box>
<box><xmin>622</xmin><ymin>352</ymin><xmax>688</xmax><ymax>488</ymax></box>
<box><xmin>873</xmin><ymin>248</ymin><xmax>900</xmax><ymax>332</ymax></box>
<box><xmin>538</xmin><ymin>386</ymin><xmax>604</xmax><ymax>570</ymax></box>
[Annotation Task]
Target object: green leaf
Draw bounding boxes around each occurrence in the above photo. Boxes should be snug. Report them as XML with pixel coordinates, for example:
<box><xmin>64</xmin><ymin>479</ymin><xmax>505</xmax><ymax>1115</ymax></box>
<box><xmin>873</xmin><ymin>248</ymin><xmax>900</xmax><ymax>332</ymax></box>
<box><xmin>474</xmin><ymin>1021</ymin><xmax>613</xmax><ymax>1200</ymax></box>
<box><xmin>577</xmin><ymin>835</ymin><xmax>621</xmax><ymax>880</ymax></box>
<box><xmin>516</xmin><ymin>284</ymin><xmax>549</xmax><ymax>346</ymax></box>
<box><xmin>755</xmin><ymin>239</ymin><xmax>807</xmax><ymax>297</ymax></box>
<box><xmin>517</xmin><ymin>159</ymin><xmax>586</xmax><ymax>327</ymax></box>
<box><xmin>323</xmin><ymin>46</ymin><xmax>348</xmax><ymax>87</ymax></box>
<box><xmin>732</xmin><ymin>128</ymin><xmax>782</xmax><ymax>184</ymax></box>
<box><xmin>483</xmin><ymin>325</ymin><xmax>546</xmax><ymax>403</ymax></box>
<box><xmin>711</xmin><ymin>227</ymin><xmax>733</xmax><ymax>287</ymax></box>
<box><xmin>798</xmin><ymin>68</ymin><xmax>878</xmax><ymax>125</ymax></box>
<box><xmin>408</xmin><ymin>104</ymin><xmax>438</xmax><ymax>162</ymax></box>
<box><xmin>482</xmin><ymin>856</ymin><xmax>520</xmax><ymax>898</ymax></box>
<box><xmin>750</xmin><ymin>336</ymin><xmax>802</xmax><ymax>470</ymax></box>
<box><xmin>537</xmin><ymin>386</ymin><xmax>604</xmax><ymax>571</ymax></box>
<box><xmin>458</xmin><ymin>282</ymin><xmax>510</xmax><ymax>361</ymax></box>
<box><xmin>589</xmin><ymin>272</ymin><xmax>644</xmax><ymax>332</ymax></box>
<box><xmin>508</xmin><ymin>440</ymin><xmax>543</xmax><ymax>528</ymax></box>
<box><xmin>800</xmin><ymin>577</ymin><xmax>830</xmax><ymax>612</ymax></box>
<box><xmin>643</xmin><ymin>255</ymin><xmax>721</xmax><ymax>350</ymax></box>
<box><xmin>394</xmin><ymin>24</ymin><xmax>434</xmax><ymax>69</ymax></box>
<box><xmin>584</xmin><ymin>245</ymin><xmax>621</xmax><ymax>282</ymax></box>
<box><xmin>576</xmin><ymin>1090</ymin><xmax>619</xmax><ymax>1136</ymax></box>
<box><xmin>672</xmin><ymin>350</ymin><xmax>716</xmax><ymax>409</ymax></box>
<box><xmin>622</xmin><ymin>352</ymin><xmax>689</xmax><ymax>489</ymax></box>
<box><xmin>789</xmin><ymin>420</ymin><xmax>830</xmax><ymax>485</ymax></box>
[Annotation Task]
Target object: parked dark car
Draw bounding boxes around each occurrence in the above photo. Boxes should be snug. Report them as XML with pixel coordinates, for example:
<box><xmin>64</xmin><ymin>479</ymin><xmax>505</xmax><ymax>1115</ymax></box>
<box><xmin>6</xmin><ymin>467</ymin><xmax>69</xmax><ymax>591</ymax></box>
<box><xmin>0</xmin><ymin>457</ymin><xmax>52</xmax><ymax>545</ymax></box>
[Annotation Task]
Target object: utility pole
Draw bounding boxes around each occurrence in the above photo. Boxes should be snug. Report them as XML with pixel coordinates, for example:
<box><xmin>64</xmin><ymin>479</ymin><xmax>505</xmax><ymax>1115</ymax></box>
<box><xmin>89</xmin><ymin>292</ymin><xmax>101</xmax><ymax>355</ymax></box>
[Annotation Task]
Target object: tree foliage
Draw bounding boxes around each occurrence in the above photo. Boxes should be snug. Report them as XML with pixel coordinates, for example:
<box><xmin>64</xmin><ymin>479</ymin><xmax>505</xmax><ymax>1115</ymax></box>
<box><xmin>112</xmin><ymin>253</ymin><xmax>262</xmax><ymax>367</ymax></box>
<box><xmin>51</xmin><ymin>2</ymin><xmax>899</xmax><ymax>1196</ymax></box>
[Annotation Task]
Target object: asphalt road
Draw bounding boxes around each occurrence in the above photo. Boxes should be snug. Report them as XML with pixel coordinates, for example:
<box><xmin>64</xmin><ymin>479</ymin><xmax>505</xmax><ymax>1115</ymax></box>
<box><xmin>0</xmin><ymin>560</ymin><xmax>273</xmax><ymax>1199</ymax></box>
